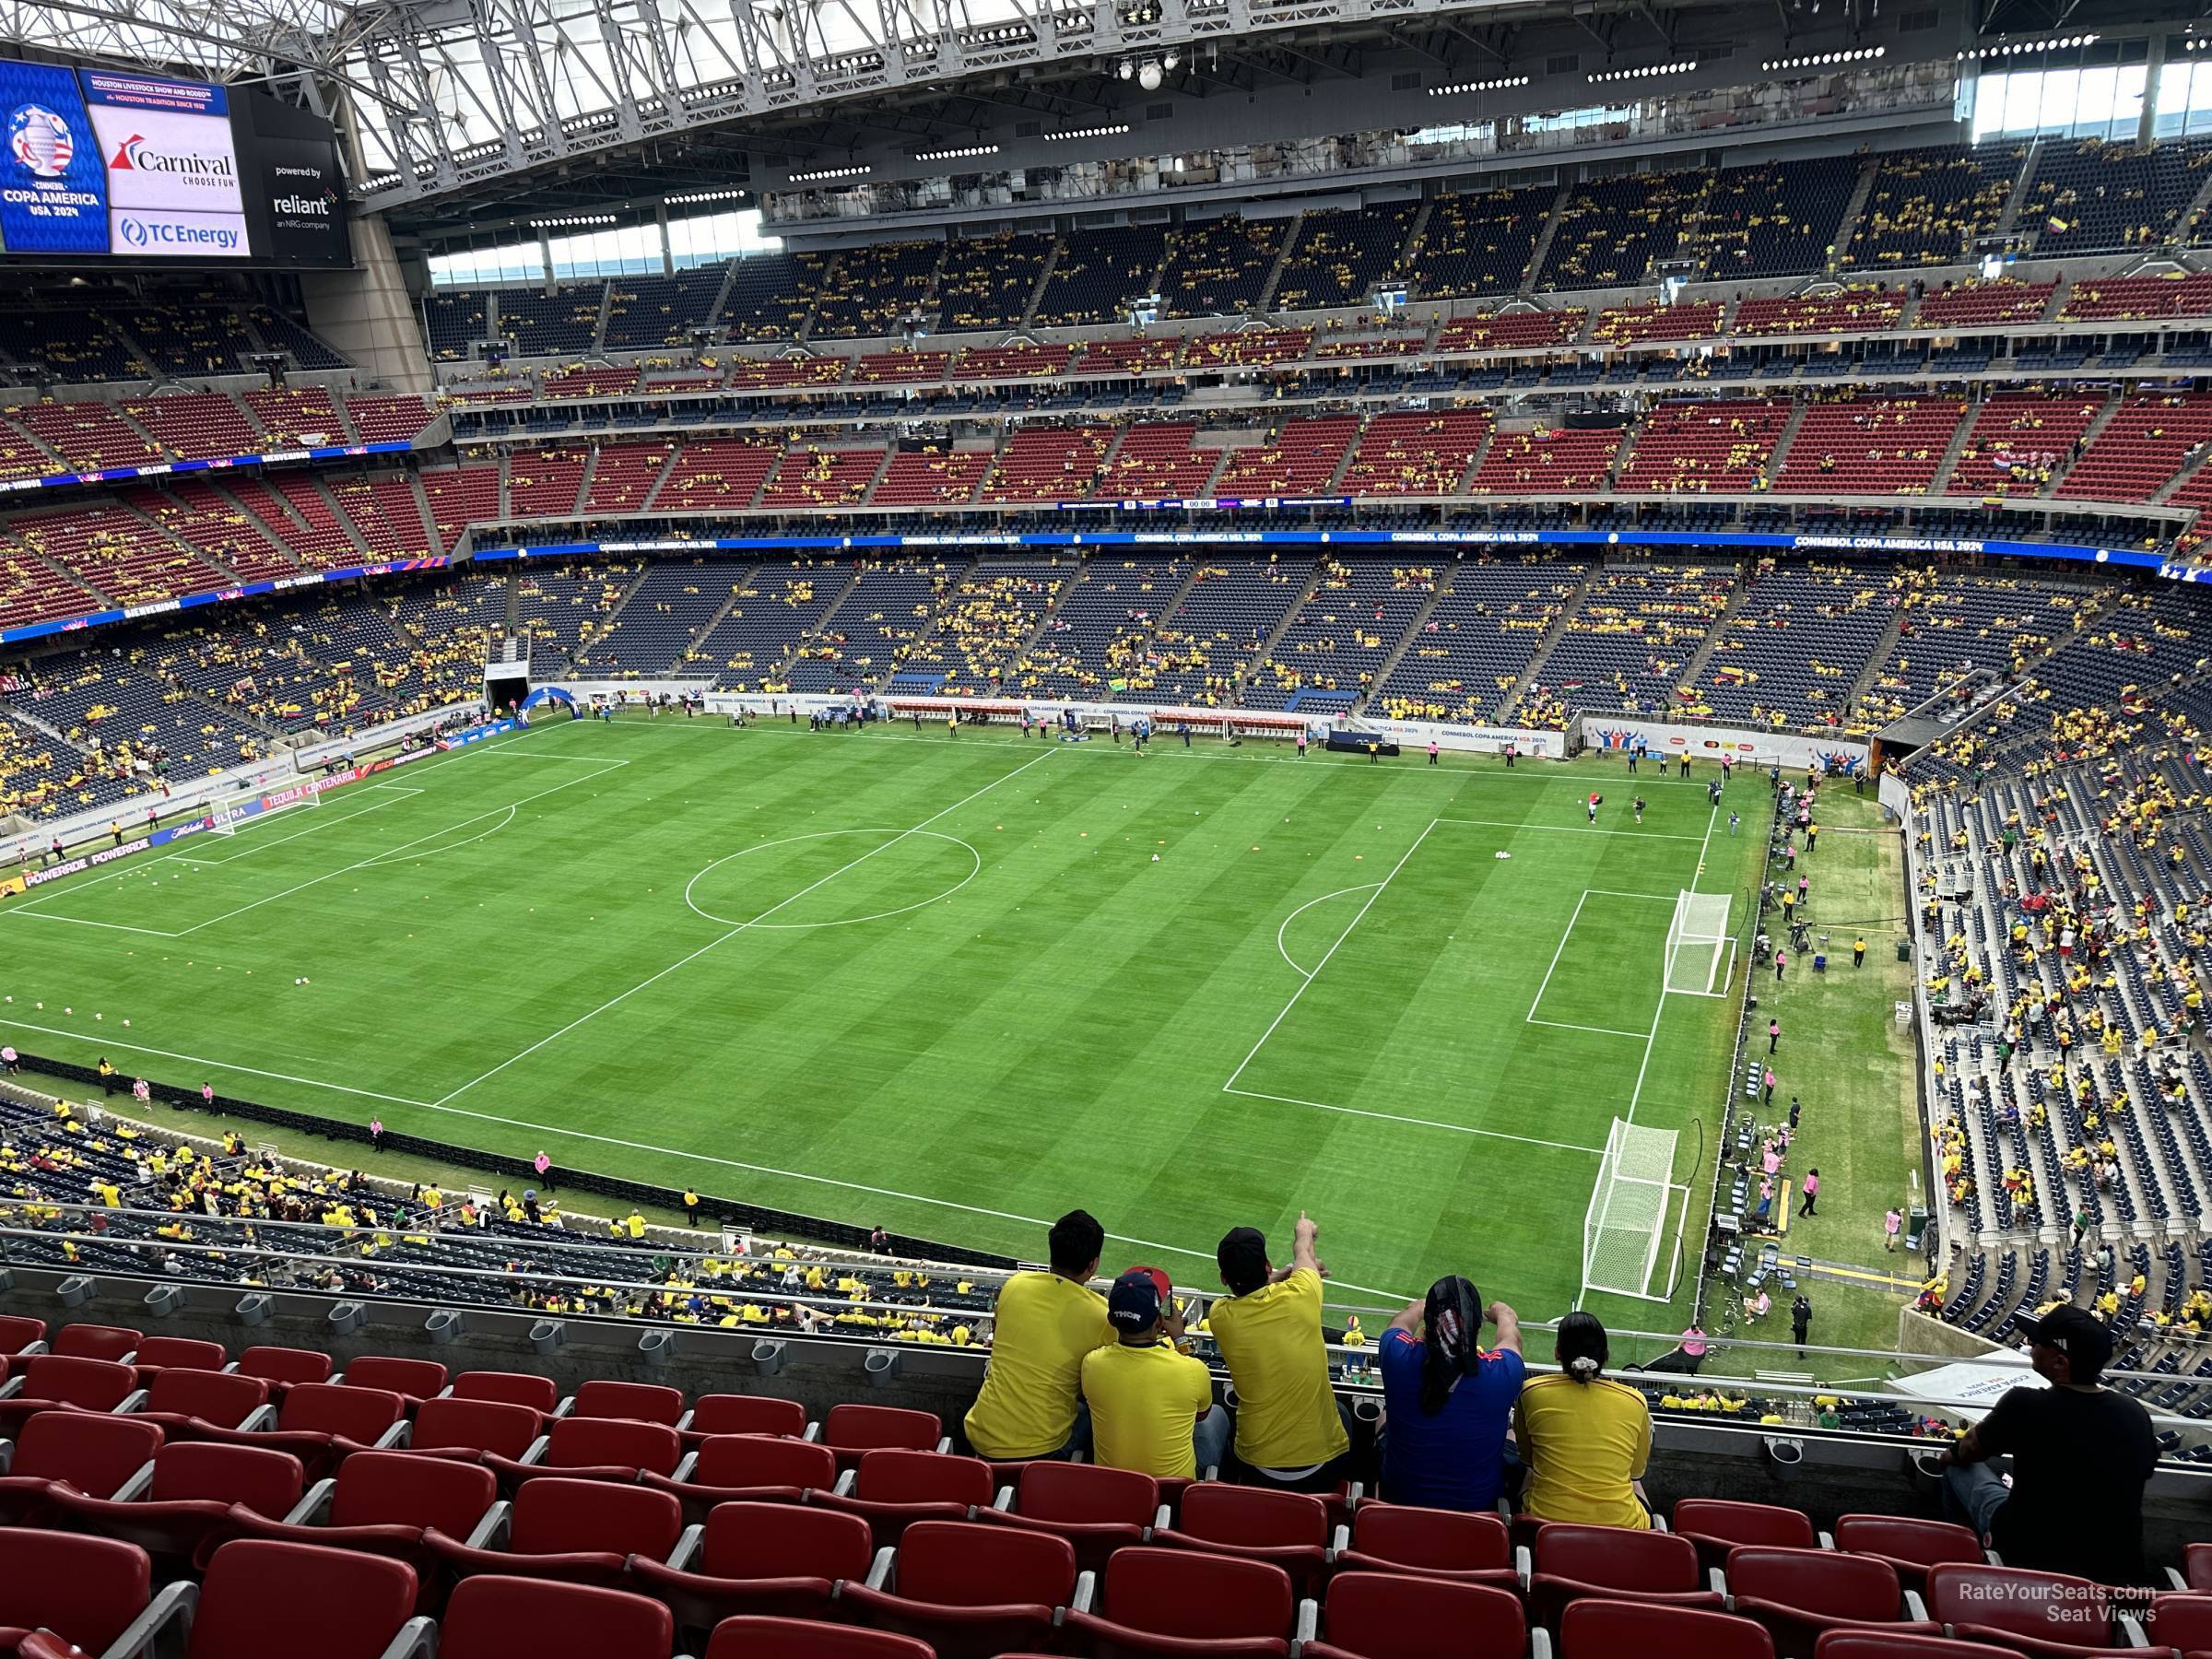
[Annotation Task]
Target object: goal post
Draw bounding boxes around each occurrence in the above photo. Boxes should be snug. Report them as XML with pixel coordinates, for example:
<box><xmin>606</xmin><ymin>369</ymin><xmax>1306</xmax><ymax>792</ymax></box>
<box><xmin>1581</xmin><ymin>1118</ymin><xmax>1688</xmax><ymax>1304</ymax></box>
<box><xmin>206</xmin><ymin>782</ymin><xmax>317</xmax><ymax>838</ymax></box>
<box><xmin>1665</xmin><ymin>888</ymin><xmax>1734</xmax><ymax>997</ymax></box>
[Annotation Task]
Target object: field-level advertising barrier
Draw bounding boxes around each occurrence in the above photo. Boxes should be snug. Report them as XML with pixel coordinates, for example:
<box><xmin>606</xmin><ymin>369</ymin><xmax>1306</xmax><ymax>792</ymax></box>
<box><xmin>595</xmin><ymin>686</ymin><xmax>1580</xmax><ymax>759</ymax></box>
<box><xmin>0</xmin><ymin>700</ymin><xmax>477</xmax><ymax>861</ymax></box>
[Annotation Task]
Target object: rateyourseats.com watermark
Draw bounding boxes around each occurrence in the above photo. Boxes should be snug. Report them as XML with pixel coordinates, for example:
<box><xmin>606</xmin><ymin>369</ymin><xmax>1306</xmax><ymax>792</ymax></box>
<box><xmin>1949</xmin><ymin>1581</ymin><xmax>2156</xmax><ymax>1625</ymax></box>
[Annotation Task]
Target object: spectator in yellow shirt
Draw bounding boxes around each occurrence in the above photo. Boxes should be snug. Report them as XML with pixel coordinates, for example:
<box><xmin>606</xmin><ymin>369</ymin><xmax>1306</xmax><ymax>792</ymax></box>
<box><xmin>962</xmin><ymin>1209</ymin><xmax>1113</xmax><ymax>1461</ymax></box>
<box><xmin>1514</xmin><ymin>1312</ymin><xmax>1653</xmax><ymax>1529</ymax></box>
<box><xmin>1209</xmin><ymin>1212</ymin><xmax>1351</xmax><ymax>1490</ymax></box>
<box><xmin>1081</xmin><ymin>1268</ymin><xmax>1229</xmax><ymax>1480</ymax></box>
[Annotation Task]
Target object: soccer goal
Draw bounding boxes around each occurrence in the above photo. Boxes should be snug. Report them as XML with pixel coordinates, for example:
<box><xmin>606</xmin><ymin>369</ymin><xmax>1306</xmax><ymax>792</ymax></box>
<box><xmin>206</xmin><ymin>782</ymin><xmax>316</xmax><ymax>838</ymax></box>
<box><xmin>1580</xmin><ymin>1118</ymin><xmax>1689</xmax><ymax>1304</ymax></box>
<box><xmin>1664</xmin><ymin>888</ymin><xmax>1734</xmax><ymax>996</ymax></box>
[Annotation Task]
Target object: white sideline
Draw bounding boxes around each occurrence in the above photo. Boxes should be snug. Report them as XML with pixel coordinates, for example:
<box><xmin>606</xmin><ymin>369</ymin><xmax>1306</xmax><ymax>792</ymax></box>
<box><xmin>596</xmin><ymin>719</ymin><xmax>1740</xmax><ymax>784</ymax></box>
<box><xmin>1624</xmin><ymin>802</ymin><xmax>1723</xmax><ymax>1126</ymax></box>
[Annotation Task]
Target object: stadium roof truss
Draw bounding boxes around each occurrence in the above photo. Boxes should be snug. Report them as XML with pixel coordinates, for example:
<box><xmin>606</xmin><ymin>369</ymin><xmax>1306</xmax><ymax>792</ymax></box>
<box><xmin>0</xmin><ymin>0</ymin><xmax>1657</xmax><ymax>215</ymax></box>
<box><xmin>342</xmin><ymin>0</ymin><xmax>1528</xmax><ymax>212</ymax></box>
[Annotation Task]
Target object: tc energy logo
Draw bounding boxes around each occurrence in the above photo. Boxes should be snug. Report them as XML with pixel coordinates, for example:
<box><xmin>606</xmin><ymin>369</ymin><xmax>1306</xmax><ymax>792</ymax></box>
<box><xmin>109</xmin><ymin>132</ymin><xmax>234</xmax><ymax>185</ymax></box>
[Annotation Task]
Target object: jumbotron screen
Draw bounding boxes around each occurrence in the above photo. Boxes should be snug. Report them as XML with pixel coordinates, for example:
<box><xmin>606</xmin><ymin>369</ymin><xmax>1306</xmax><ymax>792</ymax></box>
<box><xmin>1</xmin><ymin>58</ymin><xmax>350</xmax><ymax>268</ymax></box>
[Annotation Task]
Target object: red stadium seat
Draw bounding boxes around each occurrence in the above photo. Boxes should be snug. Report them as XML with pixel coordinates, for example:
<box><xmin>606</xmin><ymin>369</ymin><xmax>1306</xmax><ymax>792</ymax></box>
<box><xmin>630</xmin><ymin>1500</ymin><xmax>870</xmax><ymax>1637</ymax></box>
<box><xmin>50</xmin><ymin>1324</ymin><xmax>140</xmax><ymax>1363</ymax></box>
<box><xmin>1060</xmin><ymin>1546</ymin><xmax>1297</xmax><ymax>1657</ymax></box>
<box><xmin>46</xmin><ymin>1441</ymin><xmax>302</xmax><ymax>1565</ymax></box>
<box><xmin>1675</xmin><ymin>1498</ymin><xmax>1821</xmax><ymax>1575</ymax></box>
<box><xmin>1561</xmin><ymin>1599</ymin><xmax>1776</xmax><ymax>1659</ymax></box>
<box><xmin>213</xmin><ymin>1451</ymin><xmax>499</xmax><ymax>1607</ymax></box>
<box><xmin>572</xmin><ymin>1380</ymin><xmax>685</xmax><ymax>1427</ymax></box>
<box><xmin>452</xmin><ymin>1371</ymin><xmax>562</xmax><ymax>1414</ymax></box>
<box><xmin>838</xmin><ymin>1518</ymin><xmax>1077</xmax><ymax>1659</ymax></box>
<box><xmin>641</xmin><ymin>1432</ymin><xmax>839</xmax><ymax>1525</ymax></box>
<box><xmin>0</xmin><ymin>1527</ymin><xmax>152</xmax><ymax>1657</ymax></box>
<box><xmin>141</xmin><ymin>1367</ymin><xmax>270</xmax><ymax>1434</ymax></box>
<box><xmin>442</xmin><ymin>1576</ymin><xmax>674</xmax><ymax>1659</ymax></box>
<box><xmin>130</xmin><ymin>1336</ymin><xmax>229</xmax><ymax>1377</ymax></box>
<box><xmin>704</xmin><ymin>1618</ymin><xmax>931</xmax><ymax>1659</ymax></box>
<box><xmin>0</xmin><ymin>1355</ymin><xmax>142</xmax><ymax>1434</ymax></box>
<box><xmin>485</xmin><ymin>1415</ymin><xmax>680</xmax><ymax>1495</ymax></box>
<box><xmin>1924</xmin><ymin>1565</ymin><xmax>2125</xmax><ymax>1659</ymax></box>
<box><xmin>1525</xmin><ymin>1522</ymin><xmax>1725</xmax><ymax>1635</ymax></box>
<box><xmin>1327</xmin><ymin>1501</ymin><xmax>1517</xmax><ymax>1591</ymax></box>
<box><xmin>2183</xmin><ymin>1544</ymin><xmax>2212</xmax><ymax>1594</ymax></box>
<box><xmin>1725</xmin><ymin>1547</ymin><xmax>1941</xmax><ymax>1657</ymax></box>
<box><xmin>184</xmin><ymin>1539</ymin><xmax>425</xmax><ymax>1659</ymax></box>
<box><xmin>1301</xmin><ymin>1571</ymin><xmax>1526</xmax><ymax>1659</ymax></box>
<box><xmin>184</xmin><ymin>1382</ymin><xmax>408</xmax><ymax>1480</ymax></box>
<box><xmin>406</xmin><ymin>1396</ymin><xmax>544</xmax><ymax>1463</ymax></box>
<box><xmin>339</xmin><ymin>1357</ymin><xmax>449</xmax><ymax>1406</ymax></box>
<box><xmin>0</xmin><ymin>1318</ymin><xmax>48</xmax><ymax>1357</ymax></box>
<box><xmin>1153</xmin><ymin>1481</ymin><xmax>1330</xmax><ymax>1596</ymax></box>
<box><xmin>680</xmin><ymin>1393</ymin><xmax>809</xmax><ymax>1441</ymax></box>
<box><xmin>423</xmin><ymin>1475</ymin><xmax>681</xmax><ymax>1590</ymax></box>
<box><xmin>0</xmin><ymin>1409</ymin><xmax>162</xmax><ymax>1522</ymax></box>
<box><xmin>1833</xmin><ymin>1517</ymin><xmax>1986</xmax><ymax>1595</ymax></box>
<box><xmin>968</xmin><ymin>1459</ymin><xmax>1157</xmax><ymax>1575</ymax></box>
<box><xmin>1814</xmin><ymin>1636</ymin><xmax>2042</xmax><ymax>1659</ymax></box>
<box><xmin>2145</xmin><ymin>1594</ymin><xmax>2212</xmax><ymax>1655</ymax></box>
<box><xmin>811</xmin><ymin>1448</ymin><xmax>994</xmax><ymax>1547</ymax></box>
<box><xmin>823</xmin><ymin>1403</ymin><xmax>945</xmax><ymax>1468</ymax></box>
<box><xmin>233</xmin><ymin>1346</ymin><xmax>335</xmax><ymax>1391</ymax></box>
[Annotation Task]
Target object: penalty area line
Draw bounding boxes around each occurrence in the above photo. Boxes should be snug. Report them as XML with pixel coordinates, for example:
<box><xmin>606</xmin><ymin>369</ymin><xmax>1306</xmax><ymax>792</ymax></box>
<box><xmin>1223</xmin><ymin>1086</ymin><xmax>1607</xmax><ymax>1155</ymax></box>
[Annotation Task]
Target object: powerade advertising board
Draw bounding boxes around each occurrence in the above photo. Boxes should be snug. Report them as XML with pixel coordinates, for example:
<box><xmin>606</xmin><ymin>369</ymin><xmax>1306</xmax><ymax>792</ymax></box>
<box><xmin>0</xmin><ymin>57</ymin><xmax>349</xmax><ymax>268</ymax></box>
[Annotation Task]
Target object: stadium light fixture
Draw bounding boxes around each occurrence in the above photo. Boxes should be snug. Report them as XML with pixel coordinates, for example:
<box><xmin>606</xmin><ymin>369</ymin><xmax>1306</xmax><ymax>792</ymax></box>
<box><xmin>665</xmin><ymin>188</ymin><xmax>747</xmax><ymax>206</ymax></box>
<box><xmin>1043</xmin><ymin>124</ymin><xmax>1133</xmax><ymax>141</ymax></box>
<box><xmin>1762</xmin><ymin>47</ymin><xmax>1885</xmax><ymax>72</ymax></box>
<box><xmin>529</xmin><ymin>214</ymin><xmax>618</xmax><ymax>229</ymax></box>
<box><xmin>789</xmin><ymin>164</ymin><xmax>872</xmax><ymax>182</ymax></box>
<box><xmin>913</xmin><ymin>144</ymin><xmax>1001</xmax><ymax>161</ymax></box>
<box><xmin>1957</xmin><ymin>33</ymin><xmax>2100</xmax><ymax>61</ymax></box>
<box><xmin>1429</xmin><ymin>75</ymin><xmax>1531</xmax><ymax>97</ymax></box>
<box><xmin>1588</xmin><ymin>61</ymin><xmax>1699</xmax><ymax>84</ymax></box>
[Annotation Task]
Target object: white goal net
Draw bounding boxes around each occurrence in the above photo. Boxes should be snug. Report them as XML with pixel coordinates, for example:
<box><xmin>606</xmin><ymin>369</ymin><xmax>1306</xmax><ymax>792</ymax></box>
<box><xmin>1665</xmin><ymin>888</ymin><xmax>1733</xmax><ymax>996</ymax></box>
<box><xmin>1581</xmin><ymin>1118</ymin><xmax>1685</xmax><ymax>1304</ymax></box>
<box><xmin>206</xmin><ymin>783</ymin><xmax>316</xmax><ymax>838</ymax></box>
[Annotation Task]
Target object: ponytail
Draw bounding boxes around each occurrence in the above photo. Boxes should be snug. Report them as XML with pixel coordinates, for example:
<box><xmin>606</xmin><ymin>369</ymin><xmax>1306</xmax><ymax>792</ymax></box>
<box><xmin>1419</xmin><ymin>1276</ymin><xmax>1483</xmax><ymax>1416</ymax></box>
<box><xmin>1556</xmin><ymin>1310</ymin><xmax>1609</xmax><ymax>1385</ymax></box>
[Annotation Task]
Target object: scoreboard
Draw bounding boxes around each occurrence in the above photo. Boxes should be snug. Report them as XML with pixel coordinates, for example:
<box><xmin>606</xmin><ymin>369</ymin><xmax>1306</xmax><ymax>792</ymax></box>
<box><xmin>0</xmin><ymin>59</ymin><xmax>350</xmax><ymax>268</ymax></box>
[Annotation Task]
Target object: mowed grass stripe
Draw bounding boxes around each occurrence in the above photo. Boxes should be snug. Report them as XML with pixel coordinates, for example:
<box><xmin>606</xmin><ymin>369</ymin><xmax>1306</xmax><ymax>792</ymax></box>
<box><xmin>0</xmin><ymin>719</ymin><xmax>1767</xmax><ymax>1322</ymax></box>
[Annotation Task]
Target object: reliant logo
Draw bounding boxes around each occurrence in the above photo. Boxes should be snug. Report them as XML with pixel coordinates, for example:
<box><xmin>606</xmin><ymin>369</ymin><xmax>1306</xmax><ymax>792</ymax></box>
<box><xmin>273</xmin><ymin>193</ymin><xmax>331</xmax><ymax>216</ymax></box>
<box><xmin>108</xmin><ymin>133</ymin><xmax>234</xmax><ymax>182</ymax></box>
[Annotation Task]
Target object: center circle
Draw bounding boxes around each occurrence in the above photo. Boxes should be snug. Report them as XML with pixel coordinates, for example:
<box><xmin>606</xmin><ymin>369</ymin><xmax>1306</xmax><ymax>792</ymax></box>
<box><xmin>684</xmin><ymin>829</ymin><xmax>982</xmax><ymax>930</ymax></box>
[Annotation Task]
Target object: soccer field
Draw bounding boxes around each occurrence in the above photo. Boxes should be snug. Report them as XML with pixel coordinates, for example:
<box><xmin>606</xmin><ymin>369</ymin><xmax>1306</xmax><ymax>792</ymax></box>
<box><xmin>0</xmin><ymin>716</ymin><xmax>1769</xmax><ymax>1325</ymax></box>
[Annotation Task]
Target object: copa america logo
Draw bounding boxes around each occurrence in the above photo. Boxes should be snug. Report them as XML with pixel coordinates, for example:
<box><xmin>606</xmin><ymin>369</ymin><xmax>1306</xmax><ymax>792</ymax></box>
<box><xmin>8</xmin><ymin>105</ymin><xmax>73</xmax><ymax>178</ymax></box>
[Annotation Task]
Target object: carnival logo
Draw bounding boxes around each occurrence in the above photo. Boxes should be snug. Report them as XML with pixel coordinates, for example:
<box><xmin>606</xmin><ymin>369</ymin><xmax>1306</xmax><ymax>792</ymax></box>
<box><xmin>8</xmin><ymin>105</ymin><xmax>73</xmax><ymax>177</ymax></box>
<box><xmin>107</xmin><ymin>132</ymin><xmax>233</xmax><ymax>182</ymax></box>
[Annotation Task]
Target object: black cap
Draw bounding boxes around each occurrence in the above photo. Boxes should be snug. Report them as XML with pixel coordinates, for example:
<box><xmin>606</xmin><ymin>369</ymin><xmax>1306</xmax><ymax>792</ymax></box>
<box><xmin>1217</xmin><ymin>1226</ymin><xmax>1269</xmax><ymax>1295</ymax></box>
<box><xmin>2018</xmin><ymin>1302</ymin><xmax>2115</xmax><ymax>1381</ymax></box>
<box><xmin>1107</xmin><ymin>1269</ymin><xmax>1162</xmax><ymax>1333</ymax></box>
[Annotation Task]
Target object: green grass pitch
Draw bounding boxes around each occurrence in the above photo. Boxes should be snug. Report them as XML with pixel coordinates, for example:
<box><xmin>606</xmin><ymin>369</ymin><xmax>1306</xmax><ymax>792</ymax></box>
<box><xmin>0</xmin><ymin>716</ymin><xmax>1771</xmax><ymax>1326</ymax></box>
